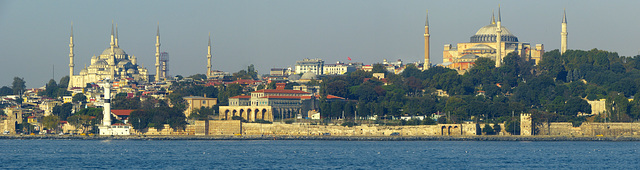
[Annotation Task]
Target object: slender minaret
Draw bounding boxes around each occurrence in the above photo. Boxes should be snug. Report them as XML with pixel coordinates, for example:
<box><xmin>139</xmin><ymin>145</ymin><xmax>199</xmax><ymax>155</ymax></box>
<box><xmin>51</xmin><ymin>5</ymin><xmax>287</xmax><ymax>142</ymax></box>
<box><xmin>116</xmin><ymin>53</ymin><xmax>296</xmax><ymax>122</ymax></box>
<box><xmin>155</xmin><ymin>23</ymin><xmax>161</xmax><ymax>82</ymax></box>
<box><xmin>561</xmin><ymin>9</ymin><xmax>568</xmax><ymax>55</ymax></box>
<box><xmin>68</xmin><ymin>22</ymin><xmax>74</xmax><ymax>89</ymax></box>
<box><xmin>102</xmin><ymin>82</ymin><xmax>112</xmax><ymax>126</ymax></box>
<box><xmin>207</xmin><ymin>33</ymin><xmax>212</xmax><ymax>77</ymax></box>
<box><xmin>495</xmin><ymin>6</ymin><xmax>502</xmax><ymax>67</ymax></box>
<box><xmin>115</xmin><ymin>24</ymin><xmax>119</xmax><ymax>47</ymax></box>
<box><xmin>423</xmin><ymin>10</ymin><xmax>430</xmax><ymax>70</ymax></box>
<box><xmin>109</xmin><ymin>22</ymin><xmax>116</xmax><ymax>78</ymax></box>
<box><xmin>110</xmin><ymin>21</ymin><xmax>115</xmax><ymax>55</ymax></box>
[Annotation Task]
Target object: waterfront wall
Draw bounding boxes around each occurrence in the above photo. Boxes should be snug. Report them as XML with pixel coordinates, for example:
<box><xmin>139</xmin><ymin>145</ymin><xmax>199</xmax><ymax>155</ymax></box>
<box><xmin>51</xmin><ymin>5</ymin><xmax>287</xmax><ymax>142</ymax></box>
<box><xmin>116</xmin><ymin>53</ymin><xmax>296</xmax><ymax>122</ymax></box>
<box><xmin>242</xmin><ymin>123</ymin><xmax>479</xmax><ymax>136</ymax></box>
<box><xmin>128</xmin><ymin>120</ymin><xmax>639</xmax><ymax>137</ymax></box>
<box><xmin>536</xmin><ymin>122</ymin><xmax>640</xmax><ymax>136</ymax></box>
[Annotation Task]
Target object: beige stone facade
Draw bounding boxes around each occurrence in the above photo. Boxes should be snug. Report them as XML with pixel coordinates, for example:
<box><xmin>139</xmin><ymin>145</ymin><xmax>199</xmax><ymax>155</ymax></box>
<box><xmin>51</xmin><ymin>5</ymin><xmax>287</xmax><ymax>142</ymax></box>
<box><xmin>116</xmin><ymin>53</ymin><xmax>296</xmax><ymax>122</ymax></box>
<box><xmin>183</xmin><ymin>96</ymin><xmax>217</xmax><ymax>118</ymax></box>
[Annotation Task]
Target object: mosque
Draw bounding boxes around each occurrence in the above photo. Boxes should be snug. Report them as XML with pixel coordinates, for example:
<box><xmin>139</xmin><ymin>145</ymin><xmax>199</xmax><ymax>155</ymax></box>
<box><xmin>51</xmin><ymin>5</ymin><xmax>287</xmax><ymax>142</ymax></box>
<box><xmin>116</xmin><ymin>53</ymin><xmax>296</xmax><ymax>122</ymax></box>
<box><xmin>424</xmin><ymin>7</ymin><xmax>568</xmax><ymax>73</ymax></box>
<box><xmin>67</xmin><ymin>23</ymin><xmax>164</xmax><ymax>88</ymax></box>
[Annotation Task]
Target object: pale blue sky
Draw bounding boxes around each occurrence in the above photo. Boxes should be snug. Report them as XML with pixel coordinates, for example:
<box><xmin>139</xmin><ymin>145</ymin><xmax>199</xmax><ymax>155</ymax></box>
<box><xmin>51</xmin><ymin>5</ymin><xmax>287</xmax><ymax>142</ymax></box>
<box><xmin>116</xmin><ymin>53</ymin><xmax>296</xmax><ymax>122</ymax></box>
<box><xmin>1</xmin><ymin>0</ymin><xmax>639</xmax><ymax>88</ymax></box>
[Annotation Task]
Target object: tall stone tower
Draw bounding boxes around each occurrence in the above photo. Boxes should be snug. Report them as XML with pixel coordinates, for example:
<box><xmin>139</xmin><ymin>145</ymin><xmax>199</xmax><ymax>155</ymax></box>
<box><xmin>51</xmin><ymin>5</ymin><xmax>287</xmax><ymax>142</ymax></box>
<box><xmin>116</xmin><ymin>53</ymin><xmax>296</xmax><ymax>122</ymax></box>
<box><xmin>520</xmin><ymin>113</ymin><xmax>532</xmax><ymax>136</ymax></box>
<box><xmin>423</xmin><ymin>10</ymin><xmax>430</xmax><ymax>70</ymax></box>
<box><xmin>155</xmin><ymin>24</ymin><xmax>161</xmax><ymax>82</ymax></box>
<box><xmin>207</xmin><ymin>33</ymin><xmax>212</xmax><ymax>77</ymax></box>
<box><xmin>68</xmin><ymin>23</ymin><xmax>74</xmax><ymax>90</ymax></box>
<box><xmin>495</xmin><ymin>6</ymin><xmax>502</xmax><ymax>67</ymax></box>
<box><xmin>561</xmin><ymin>9</ymin><xmax>568</xmax><ymax>55</ymax></box>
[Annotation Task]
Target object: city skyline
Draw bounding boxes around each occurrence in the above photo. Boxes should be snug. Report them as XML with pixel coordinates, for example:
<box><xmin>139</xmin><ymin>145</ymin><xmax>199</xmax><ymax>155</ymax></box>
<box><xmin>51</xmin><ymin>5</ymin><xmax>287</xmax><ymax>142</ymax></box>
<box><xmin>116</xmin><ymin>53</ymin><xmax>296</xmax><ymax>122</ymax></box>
<box><xmin>2</xmin><ymin>0</ymin><xmax>640</xmax><ymax>88</ymax></box>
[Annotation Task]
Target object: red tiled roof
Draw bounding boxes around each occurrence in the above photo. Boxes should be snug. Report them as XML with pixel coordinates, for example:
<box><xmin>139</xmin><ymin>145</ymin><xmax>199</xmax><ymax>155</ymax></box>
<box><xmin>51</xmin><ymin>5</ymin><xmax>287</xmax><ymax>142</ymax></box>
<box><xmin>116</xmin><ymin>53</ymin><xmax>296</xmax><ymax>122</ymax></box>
<box><xmin>111</xmin><ymin>110</ymin><xmax>134</xmax><ymax>116</ymax></box>
<box><xmin>324</xmin><ymin>94</ymin><xmax>345</xmax><ymax>100</ymax></box>
<box><xmin>261</xmin><ymin>96</ymin><xmax>304</xmax><ymax>99</ymax></box>
<box><xmin>229</xmin><ymin>95</ymin><xmax>251</xmax><ymax>99</ymax></box>
<box><xmin>252</xmin><ymin>89</ymin><xmax>310</xmax><ymax>94</ymax></box>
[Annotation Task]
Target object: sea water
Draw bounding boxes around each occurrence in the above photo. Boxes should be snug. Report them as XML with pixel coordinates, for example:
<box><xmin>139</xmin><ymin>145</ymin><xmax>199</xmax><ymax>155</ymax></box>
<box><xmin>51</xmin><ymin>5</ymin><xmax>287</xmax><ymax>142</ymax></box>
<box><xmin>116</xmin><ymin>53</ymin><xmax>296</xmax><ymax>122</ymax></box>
<box><xmin>0</xmin><ymin>140</ymin><xmax>637</xmax><ymax>169</ymax></box>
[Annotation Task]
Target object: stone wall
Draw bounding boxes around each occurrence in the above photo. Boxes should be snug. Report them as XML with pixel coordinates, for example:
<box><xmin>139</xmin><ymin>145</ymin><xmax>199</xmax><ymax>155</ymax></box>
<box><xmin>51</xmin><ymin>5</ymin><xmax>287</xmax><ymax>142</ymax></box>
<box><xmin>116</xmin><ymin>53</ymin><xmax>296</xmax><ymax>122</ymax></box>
<box><xmin>536</xmin><ymin>122</ymin><xmax>640</xmax><ymax>136</ymax></box>
<box><xmin>241</xmin><ymin>123</ymin><xmax>479</xmax><ymax>136</ymax></box>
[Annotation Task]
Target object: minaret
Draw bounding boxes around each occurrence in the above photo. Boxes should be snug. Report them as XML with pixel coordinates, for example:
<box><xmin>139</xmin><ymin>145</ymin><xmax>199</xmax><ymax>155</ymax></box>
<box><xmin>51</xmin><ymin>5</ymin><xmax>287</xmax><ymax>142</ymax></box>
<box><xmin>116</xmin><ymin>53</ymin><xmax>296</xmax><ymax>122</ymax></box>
<box><xmin>495</xmin><ymin>6</ymin><xmax>502</xmax><ymax>67</ymax></box>
<box><xmin>561</xmin><ymin>9</ymin><xmax>568</xmax><ymax>55</ymax></box>
<box><xmin>155</xmin><ymin>23</ymin><xmax>161</xmax><ymax>82</ymax></box>
<box><xmin>68</xmin><ymin>22</ymin><xmax>74</xmax><ymax>89</ymax></box>
<box><xmin>115</xmin><ymin>24</ymin><xmax>119</xmax><ymax>48</ymax></box>
<box><xmin>423</xmin><ymin>10</ymin><xmax>430</xmax><ymax>70</ymax></box>
<box><xmin>110</xmin><ymin>21</ymin><xmax>115</xmax><ymax>55</ymax></box>
<box><xmin>207</xmin><ymin>33</ymin><xmax>212</xmax><ymax>77</ymax></box>
<box><xmin>109</xmin><ymin>22</ymin><xmax>116</xmax><ymax>78</ymax></box>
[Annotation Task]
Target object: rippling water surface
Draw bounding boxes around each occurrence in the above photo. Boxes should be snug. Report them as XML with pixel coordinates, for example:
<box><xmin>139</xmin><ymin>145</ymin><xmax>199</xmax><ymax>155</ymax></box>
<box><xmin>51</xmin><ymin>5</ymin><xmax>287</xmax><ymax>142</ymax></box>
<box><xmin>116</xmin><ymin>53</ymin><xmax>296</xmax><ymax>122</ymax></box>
<box><xmin>0</xmin><ymin>139</ymin><xmax>637</xmax><ymax>169</ymax></box>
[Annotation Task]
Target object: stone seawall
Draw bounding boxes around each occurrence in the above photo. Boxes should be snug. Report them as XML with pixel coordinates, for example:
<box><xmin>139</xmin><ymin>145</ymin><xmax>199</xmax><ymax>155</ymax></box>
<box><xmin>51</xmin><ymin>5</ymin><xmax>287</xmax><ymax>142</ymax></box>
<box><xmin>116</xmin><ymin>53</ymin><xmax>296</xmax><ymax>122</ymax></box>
<box><xmin>2</xmin><ymin>135</ymin><xmax>639</xmax><ymax>141</ymax></box>
<box><xmin>242</xmin><ymin>123</ymin><xmax>479</xmax><ymax>136</ymax></box>
<box><xmin>536</xmin><ymin>122</ymin><xmax>640</xmax><ymax>136</ymax></box>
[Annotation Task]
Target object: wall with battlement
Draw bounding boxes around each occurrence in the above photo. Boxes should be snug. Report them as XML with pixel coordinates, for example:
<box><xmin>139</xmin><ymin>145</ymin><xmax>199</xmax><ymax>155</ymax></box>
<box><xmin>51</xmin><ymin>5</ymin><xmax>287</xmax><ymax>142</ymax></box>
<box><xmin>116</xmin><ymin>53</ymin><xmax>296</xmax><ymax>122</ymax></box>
<box><xmin>241</xmin><ymin>123</ymin><xmax>479</xmax><ymax>136</ymax></box>
<box><xmin>536</xmin><ymin>122</ymin><xmax>640</xmax><ymax>136</ymax></box>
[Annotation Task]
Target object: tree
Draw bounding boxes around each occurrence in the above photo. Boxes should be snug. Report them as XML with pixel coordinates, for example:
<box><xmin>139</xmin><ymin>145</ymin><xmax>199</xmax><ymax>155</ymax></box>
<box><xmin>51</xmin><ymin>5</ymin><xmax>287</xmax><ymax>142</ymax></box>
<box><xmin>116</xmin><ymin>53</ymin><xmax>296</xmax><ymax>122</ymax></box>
<box><xmin>42</xmin><ymin>115</ymin><xmax>60</xmax><ymax>132</ymax></box>
<box><xmin>52</xmin><ymin>103</ymin><xmax>73</xmax><ymax>121</ymax></box>
<box><xmin>0</xmin><ymin>86</ymin><xmax>12</xmax><ymax>96</ymax></box>
<box><xmin>371</xmin><ymin>63</ymin><xmax>387</xmax><ymax>73</ymax></box>
<box><xmin>12</xmin><ymin>77</ymin><xmax>26</xmax><ymax>95</ymax></box>
<box><xmin>504</xmin><ymin>118</ymin><xmax>520</xmax><ymax>135</ymax></box>
<box><xmin>72</xmin><ymin>93</ymin><xmax>87</xmax><ymax>103</ymax></box>
<box><xmin>482</xmin><ymin>124</ymin><xmax>494</xmax><ymax>135</ymax></box>
<box><xmin>67</xmin><ymin>115</ymin><xmax>93</xmax><ymax>133</ymax></box>
<box><xmin>59</xmin><ymin>76</ymin><xmax>70</xmax><ymax>89</ymax></box>
<box><xmin>129</xmin><ymin>110</ymin><xmax>149</xmax><ymax>130</ymax></box>
<box><xmin>43</xmin><ymin>79</ymin><xmax>58</xmax><ymax>98</ymax></box>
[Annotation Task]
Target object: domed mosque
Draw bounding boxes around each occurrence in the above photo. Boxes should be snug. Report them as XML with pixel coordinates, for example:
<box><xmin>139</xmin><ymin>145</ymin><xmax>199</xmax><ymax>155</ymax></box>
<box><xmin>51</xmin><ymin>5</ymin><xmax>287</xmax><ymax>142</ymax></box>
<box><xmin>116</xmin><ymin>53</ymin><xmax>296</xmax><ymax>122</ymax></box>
<box><xmin>68</xmin><ymin>23</ymin><xmax>151</xmax><ymax>88</ymax></box>
<box><xmin>440</xmin><ymin>8</ymin><xmax>545</xmax><ymax>73</ymax></box>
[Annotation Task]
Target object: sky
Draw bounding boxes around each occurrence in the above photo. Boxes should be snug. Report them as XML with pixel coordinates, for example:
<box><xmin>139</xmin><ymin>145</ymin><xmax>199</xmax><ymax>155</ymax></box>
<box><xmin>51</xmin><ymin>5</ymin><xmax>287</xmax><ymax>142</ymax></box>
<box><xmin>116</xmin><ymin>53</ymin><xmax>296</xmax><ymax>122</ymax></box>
<box><xmin>1</xmin><ymin>0</ymin><xmax>640</xmax><ymax>88</ymax></box>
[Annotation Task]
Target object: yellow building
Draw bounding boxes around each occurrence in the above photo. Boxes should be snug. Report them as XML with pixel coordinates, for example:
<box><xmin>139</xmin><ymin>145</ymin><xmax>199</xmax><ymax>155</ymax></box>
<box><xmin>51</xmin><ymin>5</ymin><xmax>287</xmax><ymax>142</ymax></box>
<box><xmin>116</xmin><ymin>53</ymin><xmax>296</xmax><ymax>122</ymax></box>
<box><xmin>440</xmin><ymin>8</ymin><xmax>544</xmax><ymax>73</ymax></box>
<box><xmin>183</xmin><ymin>96</ymin><xmax>218</xmax><ymax>118</ymax></box>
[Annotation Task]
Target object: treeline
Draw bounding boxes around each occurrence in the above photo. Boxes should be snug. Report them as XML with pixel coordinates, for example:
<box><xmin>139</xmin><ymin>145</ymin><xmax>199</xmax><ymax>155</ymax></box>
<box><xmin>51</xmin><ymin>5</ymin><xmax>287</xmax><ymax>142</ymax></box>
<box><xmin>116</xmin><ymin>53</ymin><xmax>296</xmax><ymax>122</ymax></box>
<box><xmin>319</xmin><ymin>49</ymin><xmax>640</xmax><ymax>125</ymax></box>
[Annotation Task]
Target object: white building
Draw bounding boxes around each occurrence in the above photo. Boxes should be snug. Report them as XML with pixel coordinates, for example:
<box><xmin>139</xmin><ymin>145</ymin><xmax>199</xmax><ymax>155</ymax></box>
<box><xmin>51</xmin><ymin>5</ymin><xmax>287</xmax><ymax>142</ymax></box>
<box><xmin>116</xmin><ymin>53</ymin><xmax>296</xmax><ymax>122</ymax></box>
<box><xmin>295</xmin><ymin>58</ymin><xmax>324</xmax><ymax>75</ymax></box>
<box><xmin>323</xmin><ymin>62</ymin><xmax>356</xmax><ymax>75</ymax></box>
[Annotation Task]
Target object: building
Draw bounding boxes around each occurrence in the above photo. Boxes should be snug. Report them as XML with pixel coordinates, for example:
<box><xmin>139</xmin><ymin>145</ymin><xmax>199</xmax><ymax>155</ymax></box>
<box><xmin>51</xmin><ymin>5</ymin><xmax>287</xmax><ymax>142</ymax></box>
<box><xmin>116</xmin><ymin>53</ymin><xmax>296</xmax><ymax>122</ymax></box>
<box><xmin>295</xmin><ymin>58</ymin><xmax>324</xmax><ymax>75</ymax></box>
<box><xmin>221</xmin><ymin>83</ymin><xmax>345</xmax><ymax>121</ymax></box>
<box><xmin>323</xmin><ymin>62</ymin><xmax>356</xmax><ymax>75</ymax></box>
<box><xmin>183</xmin><ymin>96</ymin><xmax>218</xmax><ymax>118</ymax></box>
<box><xmin>270</xmin><ymin>68</ymin><xmax>286</xmax><ymax>76</ymax></box>
<box><xmin>68</xmin><ymin>23</ymin><xmax>150</xmax><ymax>88</ymax></box>
<box><xmin>441</xmin><ymin>8</ymin><xmax>544</xmax><ymax>73</ymax></box>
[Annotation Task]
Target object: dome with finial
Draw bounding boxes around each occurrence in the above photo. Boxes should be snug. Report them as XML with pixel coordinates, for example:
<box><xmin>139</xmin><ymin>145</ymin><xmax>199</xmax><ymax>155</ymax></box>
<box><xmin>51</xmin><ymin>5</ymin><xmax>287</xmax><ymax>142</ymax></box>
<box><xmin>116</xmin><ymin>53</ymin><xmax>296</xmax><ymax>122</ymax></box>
<box><xmin>469</xmin><ymin>10</ymin><xmax>518</xmax><ymax>43</ymax></box>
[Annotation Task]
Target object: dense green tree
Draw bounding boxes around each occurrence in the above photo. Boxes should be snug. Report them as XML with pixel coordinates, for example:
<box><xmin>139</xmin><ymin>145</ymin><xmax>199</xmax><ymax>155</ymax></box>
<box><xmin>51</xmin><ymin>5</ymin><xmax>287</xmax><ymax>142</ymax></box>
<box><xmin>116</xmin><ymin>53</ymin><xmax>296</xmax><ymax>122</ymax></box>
<box><xmin>59</xmin><ymin>76</ymin><xmax>70</xmax><ymax>89</ymax></box>
<box><xmin>42</xmin><ymin>115</ymin><xmax>60</xmax><ymax>132</ymax></box>
<box><xmin>52</xmin><ymin>103</ymin><xmax>73</xmax><ymax>121</ymax></box>
<box><xmin>12</xmin><ymin>77</ymin><xmax>26</xmax><ymax>95</ymax></box>
<box><xmin>72</xmin><ymin>93</ymin><xmax>87</xmax><ymax>103</ymax></box>
<box><xmin>0</xmin><ymin>86</ymin><xmax>12</xmax><ymax>96</ymax></box>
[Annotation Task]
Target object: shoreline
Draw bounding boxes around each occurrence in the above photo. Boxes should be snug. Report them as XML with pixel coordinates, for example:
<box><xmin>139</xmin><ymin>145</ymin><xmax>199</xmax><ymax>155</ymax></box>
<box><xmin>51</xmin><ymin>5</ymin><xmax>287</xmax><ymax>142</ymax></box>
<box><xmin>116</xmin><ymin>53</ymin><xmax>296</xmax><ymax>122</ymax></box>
<box><xmin>2</xmin><ymin>135</ymin><xmax>640</xmax><ymax>141</ymax></box>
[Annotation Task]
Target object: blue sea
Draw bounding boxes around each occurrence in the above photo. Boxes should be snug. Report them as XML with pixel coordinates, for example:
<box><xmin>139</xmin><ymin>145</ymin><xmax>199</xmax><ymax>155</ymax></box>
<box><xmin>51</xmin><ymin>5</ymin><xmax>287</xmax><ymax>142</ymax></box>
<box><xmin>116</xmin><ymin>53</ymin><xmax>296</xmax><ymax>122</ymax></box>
<box><xmin>0</xmin><ymin>139</ymin><xmax>637</xmax><ymax>169</ymax></box>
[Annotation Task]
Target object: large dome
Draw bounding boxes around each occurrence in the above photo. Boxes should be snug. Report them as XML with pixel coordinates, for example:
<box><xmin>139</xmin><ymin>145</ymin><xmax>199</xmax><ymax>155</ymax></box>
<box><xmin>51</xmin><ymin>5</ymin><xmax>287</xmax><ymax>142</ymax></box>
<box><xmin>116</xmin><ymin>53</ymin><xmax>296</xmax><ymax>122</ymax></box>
<box><xmin>101</xmin><ymin>47</ymin><xmax>127</xmax><ymax>56</ymax></box>
<box><xmin>470</xmin><ymin>24</ymin><xmax>518</xmax><ymax>43</ymax></box>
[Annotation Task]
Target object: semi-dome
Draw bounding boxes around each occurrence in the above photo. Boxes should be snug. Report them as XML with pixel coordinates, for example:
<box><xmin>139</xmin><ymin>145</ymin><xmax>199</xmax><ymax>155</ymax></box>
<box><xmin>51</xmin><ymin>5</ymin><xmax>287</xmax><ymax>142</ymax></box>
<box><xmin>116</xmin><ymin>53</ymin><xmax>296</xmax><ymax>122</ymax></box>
<box><xmin>300</xmin><ymin>72</ymin><xmax>317</xmax><ymax>80</ymax></box>
<box><xmin>470</xmin><ymin>24</ymin><xmax>518</xmax><ymax>43</ymax></box>
<box><xmin>101</xmin><ymin>47</ymin><xmax>127</xmax><ymax>56</ymax></box>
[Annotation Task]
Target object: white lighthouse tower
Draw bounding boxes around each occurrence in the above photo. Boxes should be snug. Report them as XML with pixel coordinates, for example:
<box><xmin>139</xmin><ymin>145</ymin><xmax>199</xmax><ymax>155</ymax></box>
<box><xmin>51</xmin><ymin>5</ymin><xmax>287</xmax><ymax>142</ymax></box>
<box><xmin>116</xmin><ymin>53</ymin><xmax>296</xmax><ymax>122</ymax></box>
<box><xmin>98</xmin><ymin>80</ymin><xmax>130</xmax><ymax>135</ymax></box>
